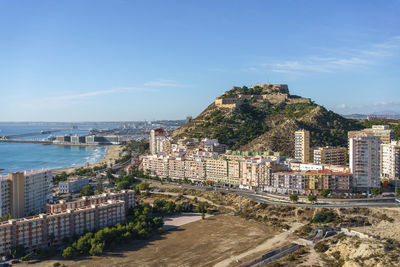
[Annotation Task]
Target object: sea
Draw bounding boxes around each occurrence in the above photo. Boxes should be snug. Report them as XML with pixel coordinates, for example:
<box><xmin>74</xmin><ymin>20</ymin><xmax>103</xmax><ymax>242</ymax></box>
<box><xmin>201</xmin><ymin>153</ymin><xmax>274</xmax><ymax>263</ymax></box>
<box><xmin>0</xmin><ymin>123</ymin><xmax>119</xmax><ymax>175</ymax></box>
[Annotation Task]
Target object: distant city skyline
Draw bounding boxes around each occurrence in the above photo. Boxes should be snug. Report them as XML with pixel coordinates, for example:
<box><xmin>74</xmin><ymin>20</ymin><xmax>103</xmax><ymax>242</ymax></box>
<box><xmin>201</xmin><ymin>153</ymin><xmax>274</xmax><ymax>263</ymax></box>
<box><xmin>1</xmin><ymin>0</ymin><xmax>400</xmax><ymax>121</ymax></box>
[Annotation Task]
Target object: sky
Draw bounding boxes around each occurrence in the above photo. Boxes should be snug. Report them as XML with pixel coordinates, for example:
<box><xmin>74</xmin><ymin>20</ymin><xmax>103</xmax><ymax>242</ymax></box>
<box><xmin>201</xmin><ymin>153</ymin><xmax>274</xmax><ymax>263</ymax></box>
<box><xmin>0</xmin><ymin>0</ymin><xmax>400</xmax><ymax>121</ymax></box>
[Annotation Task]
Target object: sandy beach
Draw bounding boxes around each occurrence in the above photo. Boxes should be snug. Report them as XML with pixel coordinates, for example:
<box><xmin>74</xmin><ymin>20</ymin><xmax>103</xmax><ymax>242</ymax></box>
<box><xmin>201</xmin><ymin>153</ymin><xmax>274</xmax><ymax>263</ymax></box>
<box><xmin>52</xmin><ymin>145</ymin><xmax>123</xmax><ymax>175</ymax></box>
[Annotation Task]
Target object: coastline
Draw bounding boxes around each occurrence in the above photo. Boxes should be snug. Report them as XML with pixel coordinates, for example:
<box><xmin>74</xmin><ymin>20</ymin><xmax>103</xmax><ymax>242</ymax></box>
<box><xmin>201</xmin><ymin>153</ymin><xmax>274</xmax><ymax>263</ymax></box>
<box><xmin>52</xmin><ymin>145</ymin><xmax>123</xmax><ymax>175</ymax></box>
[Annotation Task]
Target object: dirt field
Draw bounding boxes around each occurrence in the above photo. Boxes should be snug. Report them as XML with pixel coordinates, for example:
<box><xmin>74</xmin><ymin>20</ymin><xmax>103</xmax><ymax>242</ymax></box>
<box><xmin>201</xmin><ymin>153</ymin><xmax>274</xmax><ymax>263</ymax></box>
<box><xmin>22</xmin><ymin>214</ymin><xmax>280</xmax><ymax>267</ymax></box>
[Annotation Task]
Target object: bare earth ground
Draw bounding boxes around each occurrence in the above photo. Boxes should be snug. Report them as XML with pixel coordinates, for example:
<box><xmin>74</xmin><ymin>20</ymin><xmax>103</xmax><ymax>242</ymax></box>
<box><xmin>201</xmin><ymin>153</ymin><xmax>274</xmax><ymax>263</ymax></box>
<box><xmin>21</xmin><ymin>214</ymin><xmax>280</xmax><ymax>267</ymax></box>
<box><xmin>52</xmin><ymin>145</ymin><xmax>122</xmax><ymax>175</ymax></box>
<box><xmin>163</xmin><ymin>213</ymin><xmax>205</xmax><ymax>230</ymax></box>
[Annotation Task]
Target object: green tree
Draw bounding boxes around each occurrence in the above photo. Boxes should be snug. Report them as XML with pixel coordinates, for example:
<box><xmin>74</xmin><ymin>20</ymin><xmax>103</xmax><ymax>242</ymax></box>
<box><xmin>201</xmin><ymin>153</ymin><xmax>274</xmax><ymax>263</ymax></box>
<box><xmin>80</xmin><ymin>185</ymin><xmax>94</xmax><ymax>197</ymax></box>
<box><xmin>289</xmin><ymin>194</ymin><xmax>298</xmax><ymax>203</ymax></box>
<box><xmin>95</xmin><ymin>177</ymin><xmax>104</xmax><ymax>194</ymax></box>
<box><xmin>371</xmin><ymin>187</ymin><xmax>383</xmax><ymax>196</ymax></box>
<box><xmin>62</xmin><ymin>246</ymin><xmax>78</xmax><ymax>259</ymax></box>
<box><xmin>396</xmin><ymin>187</ymin><xmax>400</xmax><ymax>196</ymax></box>
<box><xmin>312</xmin><ymin>211</ymin><xmax>335</xmax><ymax>223</ymax></box>
<box><xmin>201</xmin><ymin>212</ymin><xmax>205</xmax><ymax>220</ymax></box>
<box><xmin>89</xmin><ymin>242</ymin><xmax>105</xmax><ymax>256</ymax></box>
<box><xmin>308</xmin><ymin>195</ymin><xmax>317</xmax><ymax>203</ymax></box>
<box><xmin>0</xmin><ymin>214</ymin><xmax>11</xmax><ymax>222</ymax></box>
<box><xmin>138</xmin><ymin>181</ymin><xmax>150</xmax><ymax>191</ymax></box>
<box><xmin>53</xmin><ymin>263</ymin><xmax>61</xmax><ymax>267</ymax></box>
<box><xmin>116</xmin><ymin>180</ymin><xmax>130</xmax><ymax>191</ymax></box>
<box><xmin>9</xmin><ymin>245</ymin><xmax>26</xmax><ymax>258</ymax></box>
<box><xmin>320</xmin><ymin>190</ymin><xmax>330</xmax><ymax>198</ymax></box>
<box><xmin>21</xmin><ymin>252</ymin><xmax>34</xmax><ymax>261</ymax></box>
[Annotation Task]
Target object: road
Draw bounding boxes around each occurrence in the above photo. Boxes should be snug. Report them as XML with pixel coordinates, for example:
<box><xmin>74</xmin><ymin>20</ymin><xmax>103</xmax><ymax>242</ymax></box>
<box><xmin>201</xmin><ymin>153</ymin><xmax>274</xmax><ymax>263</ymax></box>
<box><xmin>141</xmin><ymin>178</ymin><xmax>400</xmax><ymax>208</ymax></box>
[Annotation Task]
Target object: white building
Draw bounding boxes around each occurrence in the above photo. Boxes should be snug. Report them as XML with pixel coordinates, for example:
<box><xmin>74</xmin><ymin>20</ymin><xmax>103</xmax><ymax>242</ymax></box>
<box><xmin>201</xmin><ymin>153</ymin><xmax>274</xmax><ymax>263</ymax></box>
<box><xmin>380</xmin><ymin>141</ymin><xmax>400</xmax><ymax>180</ymax></box>
<box><xmin>349</xmin><ymin>133</ymin><xmax>381</xmax><ymax>191</ymax></box>
<box><xmin>150</xmin><ymin>128</ymin><xmax>166</xmax><ymax>154</ymax></box>
<box><xmin>294</xmin><ymin>130</ymin><xmax>311</xmax><ymax>163</ymax></box>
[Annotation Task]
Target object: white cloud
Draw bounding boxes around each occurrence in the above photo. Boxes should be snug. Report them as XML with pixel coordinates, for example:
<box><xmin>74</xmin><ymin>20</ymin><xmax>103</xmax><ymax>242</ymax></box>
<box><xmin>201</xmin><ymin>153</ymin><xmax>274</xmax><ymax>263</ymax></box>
<box><xmin>250</xmin><ymin>35</ymin><xmax>400</xmax><ymax>74</ymax></box>
<box><xmin>333</xmin><ymin>101</ymin><xmax>400</xmax><ymax>114</ymax></box>
<box><xmin>41</xmin><ymin>87</ymin><xmax>155</xmax><ymax>102</ymax></box>
<box><xmin>144</xmin><ymin>79</ymin><xmax>187</xmax><ymax>87</ymax></box>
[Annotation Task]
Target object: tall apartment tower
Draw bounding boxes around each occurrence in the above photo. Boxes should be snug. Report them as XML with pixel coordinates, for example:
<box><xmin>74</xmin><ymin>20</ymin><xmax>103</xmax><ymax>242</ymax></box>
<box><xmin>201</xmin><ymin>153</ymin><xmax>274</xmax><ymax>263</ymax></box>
<box><xmin>349</xmin><ymin>133</ymin><xmax>381</xmax><ymax>191</ymax></box>
<box><xmin>0</xmin><ymin>170</ymin><xmax>52</xmax><ymax>218</ymax></box>
<box><xmin>149</xmin><ymin>128</ymin><xmax>166</xmax><ymax>154</ymax></box>
<box><xmin>295</xmin><ymin>130</ymin><xmax>310</xmax><ymax>163</ymax></box>
<box><xmin>348</xmin><ymin>125</ymin><xmax>394</xmax><ymax>144</ymax></box>
<box><xmin>380</xmin><ymin>141</ymin><xmax>400</xmax><ymax>180</ymax></box>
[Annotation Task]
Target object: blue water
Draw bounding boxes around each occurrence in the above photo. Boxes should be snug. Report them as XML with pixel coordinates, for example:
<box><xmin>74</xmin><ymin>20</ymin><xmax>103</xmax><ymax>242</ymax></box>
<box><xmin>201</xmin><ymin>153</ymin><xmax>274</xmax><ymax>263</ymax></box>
<box><xmin>0</xmin><ymin>123</ymin><xmax>116</xmax><ymax>175</ymax></box>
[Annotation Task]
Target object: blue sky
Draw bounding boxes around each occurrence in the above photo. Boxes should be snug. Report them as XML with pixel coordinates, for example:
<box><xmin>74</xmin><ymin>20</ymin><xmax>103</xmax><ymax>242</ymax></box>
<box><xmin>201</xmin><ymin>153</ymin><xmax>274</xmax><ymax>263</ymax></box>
<box><xmin>0</xmin><ymin>0</ymin><xmax>400</xmax><ymax>121</ymax></box>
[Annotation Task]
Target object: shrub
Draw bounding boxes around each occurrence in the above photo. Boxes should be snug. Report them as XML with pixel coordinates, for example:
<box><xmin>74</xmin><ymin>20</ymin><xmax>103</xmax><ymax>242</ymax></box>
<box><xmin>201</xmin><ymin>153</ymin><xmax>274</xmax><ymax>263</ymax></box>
<box><xmin>290</xmin><ymin>194</ymin><xmax>298</xmax><ymax>202</ymax></box>
<box><xmin>312</xmin><ymin>211</ymin><xmax>335</xmax><ymax>223</ymax></box>
<box><xmin>314</xmin><ymin>242</ymin><xmax>329</xmax><ymax>252</ymax></box>
<box><xmin>21</xmin><ymin>252</ymin><xmax>34</xmax><ymax>261</ymax></box>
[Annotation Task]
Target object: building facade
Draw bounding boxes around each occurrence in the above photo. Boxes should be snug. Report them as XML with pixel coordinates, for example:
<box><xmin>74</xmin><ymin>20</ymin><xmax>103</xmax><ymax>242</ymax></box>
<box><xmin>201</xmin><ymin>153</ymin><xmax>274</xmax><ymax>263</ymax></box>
<box><xmin>380</xmin><ymin>141</ymin><xmax>400</xmax><ymax>180</ymax></box>
<box><xmin>349</xmin><ymin>133</ymin><xmax>381</xmax><ymax>191</ymax></box>
<box><xmin>313</xmin><ymin>146</ymin><xmax>346</xmax><ymax>166</ymax></box>
<box><xmin>348</xmin><ymin>125</ymin><xmax>394</xmax><ymax>144</ymax></box>
<box><xmin>304</xmin><ymin>170</ymin><xmax>353</xmax><ymax>194</ymax></box>
<box><xmin>0</xmin><ymin>170</ymin><xmax>53</xmax><ymax>218</ymax></box>
<box><xmin>295</xmin><ymin>130</ymin><xmax>311</xmax><ymax>163</ymax></box>
<box><xmin>149</xmin><ymin>128</ymin><xmax>166</xmax><ymax>154</ymax></box>
<box><xmin>0</xmin><ymin>199</ymin><xmax>125</xmax><ymax>256</ymax></box>
<box><xmin>58</xmin><ymin>177</ymin><xmax>90</xmax><ymax>194</ymax></box>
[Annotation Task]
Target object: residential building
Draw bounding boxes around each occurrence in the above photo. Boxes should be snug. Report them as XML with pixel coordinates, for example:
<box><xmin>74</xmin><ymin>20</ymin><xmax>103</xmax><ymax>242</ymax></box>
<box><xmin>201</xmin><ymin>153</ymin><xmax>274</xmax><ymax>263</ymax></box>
<box><xmin>46</xmin><ymin>190</ymin><xmax>135</xmax><ymax>214</ymax></box>
<box><xmin>240</xmin><ymin>159</ymin><xmax>284</xmax><ymax>189</ymax></box>
<box><xmin>348</xmin><ymin>125</ymin><xmax>394</xmax><ymax>144</ymax></box>
<box><xmin>380</xmin><ymin>141</ymin><xmax>400</xmax><ymax>180</ymax></box>
<box><xmin>305</xmin><ymin>170</ymin><xmax>353</xmax><ymax>194</ymax></box>
<box><xmin>149</xmin><ymin>128</ymin><xmax>166</xmax><ymax>154</ymax></box>
<box><xmin>295</xmin><ymin>130</ymin><xmax>311</xmax><ymax>163</ymax></box>
<box><xmin>0</xmin><ymin>199</ymin><xmax>125</xmax><ymax>256</ymax></box>
<box><xmin>205</xmin><ymin>158</ymin><xmax>228</xmax><ymax>184</ymax></box>
<box><xmin>268</xmin><ymin>171</ymin><xmax>306</xmax><ymax>194</ymax></box>
<box><xmin>313</xmin><ymin>146</ymin><xmax>346</xmax><ymax>165</ymax></box>
<box><xmin>0</xmin><ymin>170</ymin><xmax>52</xmax><ymax>218</ymax></box>
<box><xmin>58</xmin><ymin>177</ymin><xmax>90</xmax><ymax>194</ymax></box>
<box><xmin>349</xmin><ymin>133</ymin><xmax>381</xmax><ymax>191</ymax></box>
<box><xmin>184</xmin><ymin>159</ymin><xmax>206</xmax><ymax>182</ymax></box>
<box><xmin>168</xmin><ymin>157</ymin><xmax>186</xmax><ymax>180</ymax></box>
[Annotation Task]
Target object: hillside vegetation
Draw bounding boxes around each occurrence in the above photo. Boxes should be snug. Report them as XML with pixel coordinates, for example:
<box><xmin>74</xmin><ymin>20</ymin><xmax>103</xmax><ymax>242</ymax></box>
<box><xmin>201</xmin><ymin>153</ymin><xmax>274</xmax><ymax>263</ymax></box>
<box><xmin>172</xmin><ymin>84</ymin><xmax>363</xmax><ymax>156</ymax></box>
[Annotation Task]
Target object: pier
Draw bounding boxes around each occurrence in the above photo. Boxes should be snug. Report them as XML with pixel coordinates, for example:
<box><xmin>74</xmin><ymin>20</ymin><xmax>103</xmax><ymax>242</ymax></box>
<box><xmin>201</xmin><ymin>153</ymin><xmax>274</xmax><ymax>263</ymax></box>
<box><xmin>0</xmin><ymin>140</ymin><xmax>52</xmax><ymax>144</ymax></box>
<box><xmin>3</xmin><ymin>130</ymin><xmax>60</xmax><ymax>139</ymax></box>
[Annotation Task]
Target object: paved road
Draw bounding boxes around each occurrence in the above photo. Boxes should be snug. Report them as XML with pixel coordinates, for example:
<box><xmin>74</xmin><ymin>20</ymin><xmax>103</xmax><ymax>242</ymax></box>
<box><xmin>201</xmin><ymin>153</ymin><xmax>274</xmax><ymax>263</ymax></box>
<box><xmin>140</xmin><ymin>178</ymin><xmax>400</xmax><ymax>208</ymax></box>
<box><xmin>238</xmin><ymin>191</ymin><xmax>400</xmax><ymax>208</ymax></box>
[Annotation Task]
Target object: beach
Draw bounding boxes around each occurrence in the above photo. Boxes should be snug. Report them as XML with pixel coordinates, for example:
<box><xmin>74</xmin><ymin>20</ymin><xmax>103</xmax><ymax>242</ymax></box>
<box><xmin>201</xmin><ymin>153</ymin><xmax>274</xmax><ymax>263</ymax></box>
<box><xmin>52</xmin><ymin>145</ymin><xmax>123</xmax><ymax>175</ymax></box>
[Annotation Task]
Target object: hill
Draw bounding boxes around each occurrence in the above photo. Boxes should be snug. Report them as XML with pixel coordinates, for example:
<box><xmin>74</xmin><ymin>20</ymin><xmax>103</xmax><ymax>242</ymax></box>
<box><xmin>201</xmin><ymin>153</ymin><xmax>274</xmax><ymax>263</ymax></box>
<box><xmin>172</xmin><ymin>84</ymin><xmax>363</xmax><ymax>156</ymax></box>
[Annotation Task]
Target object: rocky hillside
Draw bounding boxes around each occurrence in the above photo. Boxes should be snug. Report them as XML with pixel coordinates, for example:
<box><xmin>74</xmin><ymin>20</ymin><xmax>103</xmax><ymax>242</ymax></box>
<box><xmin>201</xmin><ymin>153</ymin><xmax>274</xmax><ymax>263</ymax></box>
<box><xmin>172</xmin><ymin>84</ymin><xmax>362</xmax><ymax>156</ymax></box>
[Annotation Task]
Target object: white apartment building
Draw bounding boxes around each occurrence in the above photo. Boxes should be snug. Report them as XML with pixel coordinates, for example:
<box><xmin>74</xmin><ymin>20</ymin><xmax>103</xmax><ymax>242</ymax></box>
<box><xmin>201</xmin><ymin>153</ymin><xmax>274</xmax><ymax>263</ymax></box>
<box><xmin>295</xmin><ymin>130</ymin><xmax>311</xmax><ymax>163</ymax></box>
<box><xmin>380</xmin><ymin>141</ymin><xmax>400</xmax><ymax>180</ymax></box>
<box><xmin>0</xmin><ymin>170</ymin><xmax>52</xmax><ymax>218</ymax></box>
<box><xmin>349</xmin><ymin>133</ymin><xmax>381</xmax><ymax>191</ymax></box>
<box><xmin>149</xmin><ymin>128</ymin><xmax>166</xmax><ymax>154</ymax></box>
<box><xmin>348</xmin><ymin>125</ymin><xmax>394</xmax><ymax>144</ymax></box>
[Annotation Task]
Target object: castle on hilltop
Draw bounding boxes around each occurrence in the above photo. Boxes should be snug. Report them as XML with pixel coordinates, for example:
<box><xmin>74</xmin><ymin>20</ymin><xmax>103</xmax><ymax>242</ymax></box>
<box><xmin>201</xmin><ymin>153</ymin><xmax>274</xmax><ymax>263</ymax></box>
<box><xmin>215</xmin><ymin>83</ymin><xmax>310</xmax><ymax>108</ymax></box>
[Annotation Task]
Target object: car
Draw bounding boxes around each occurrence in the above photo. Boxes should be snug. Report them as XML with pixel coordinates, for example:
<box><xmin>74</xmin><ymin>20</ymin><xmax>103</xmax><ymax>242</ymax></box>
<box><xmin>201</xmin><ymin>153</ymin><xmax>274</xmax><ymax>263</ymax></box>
<box><xmin>9</xmin><ymin>259</ymin><xmax>19</xmax><ymax>264</ymax></box>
